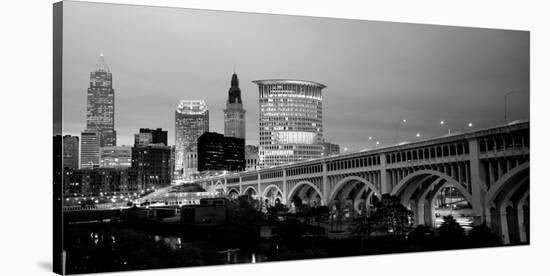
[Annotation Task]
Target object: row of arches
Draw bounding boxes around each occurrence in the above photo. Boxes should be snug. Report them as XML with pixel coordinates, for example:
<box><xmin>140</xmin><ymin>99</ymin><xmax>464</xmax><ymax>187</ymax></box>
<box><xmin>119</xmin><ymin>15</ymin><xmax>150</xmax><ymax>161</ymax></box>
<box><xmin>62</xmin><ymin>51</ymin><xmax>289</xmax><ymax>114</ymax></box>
<box><xmin>221</xmin><ymin>162</ymin><xmax>529</xmax><ymax>245</ymax></box>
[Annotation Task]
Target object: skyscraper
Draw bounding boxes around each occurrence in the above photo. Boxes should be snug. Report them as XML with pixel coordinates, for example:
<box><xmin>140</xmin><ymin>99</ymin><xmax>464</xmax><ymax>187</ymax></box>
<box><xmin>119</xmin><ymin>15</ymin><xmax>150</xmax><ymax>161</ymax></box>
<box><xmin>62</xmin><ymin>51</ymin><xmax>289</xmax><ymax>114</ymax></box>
<box><xmin>80</xmin><ymin>129</ymin><xmax>100</xmax><ymax>169</ymax></box>
<box><xmin>62</xmin><ymin>135</ymin><xmax>79</xmax><ymax>170</ymax></box>
<box><xmin>252</xmin><ymin>79</ymin><xmax>326</xmax><ymax>167</ymax></box>
<box><xmin>224</xmin><ymin>72</ymin><xmax>246</xmax><ymax>140</ymax></box>
<box><xmin>175</xmin><ymin>100</ymin><xmax>209</xmax><ymax>179</ymax></box>
<box><xmin>86</xmin><ymin>52</ymin><xmax>116</xmax><ymax>147</ymax></box>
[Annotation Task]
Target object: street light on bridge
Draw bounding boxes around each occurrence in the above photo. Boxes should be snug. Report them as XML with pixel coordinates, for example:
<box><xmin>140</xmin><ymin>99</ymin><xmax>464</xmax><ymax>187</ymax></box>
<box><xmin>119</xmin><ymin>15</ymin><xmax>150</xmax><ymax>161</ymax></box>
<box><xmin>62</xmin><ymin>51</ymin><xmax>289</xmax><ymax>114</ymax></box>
<box><xmin>440</xmin><ymin>120</ymin><xmax>451</xmax><ymax>135</ymax></box>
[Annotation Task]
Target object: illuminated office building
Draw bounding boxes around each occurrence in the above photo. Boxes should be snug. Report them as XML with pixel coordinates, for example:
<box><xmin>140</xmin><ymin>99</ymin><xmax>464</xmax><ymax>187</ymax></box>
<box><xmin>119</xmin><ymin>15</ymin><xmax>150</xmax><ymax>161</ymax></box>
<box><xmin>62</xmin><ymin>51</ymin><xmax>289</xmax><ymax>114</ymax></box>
<box><xmin>86</xmin><ymin>52</ymin><xmax>116</xmax><ymax>147</ymax></box>
<box><xmin>80</xmin><ymin>129</ymin><xmax>100</xmax><ymax>169</ymax></box>
<box><xmin>252</xmin><ymin>79</ymin><xmax>326</xmax><ymax>167</ymax></box>
<box><xmin>175</xmin><ymin>100</ymin><xmax>209</xmax><ymax>179</ymax></box>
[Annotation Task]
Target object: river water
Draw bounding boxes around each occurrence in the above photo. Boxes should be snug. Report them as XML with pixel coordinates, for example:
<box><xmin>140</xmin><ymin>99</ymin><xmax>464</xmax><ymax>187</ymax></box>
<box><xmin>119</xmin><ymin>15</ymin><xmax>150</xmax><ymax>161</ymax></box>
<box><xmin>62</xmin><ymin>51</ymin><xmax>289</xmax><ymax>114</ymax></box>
<box><xmin>63</xmin><ymin>223</ymin><xmax>272</xmax><ymax>274</ymax></box>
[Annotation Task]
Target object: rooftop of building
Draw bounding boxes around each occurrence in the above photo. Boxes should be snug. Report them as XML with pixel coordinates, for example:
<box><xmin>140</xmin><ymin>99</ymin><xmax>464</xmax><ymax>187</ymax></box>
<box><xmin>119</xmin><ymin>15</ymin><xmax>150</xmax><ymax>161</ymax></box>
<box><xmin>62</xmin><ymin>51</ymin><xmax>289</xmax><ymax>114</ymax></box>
<box><xmin>176</xmin><ymin>100</ymin><xmax>209</xmax><ymax>114</ymax></box>
<box><xmin>252</xmin><ymin>79</ymin><xmax>327</xmax><ymax>89</ymax></box>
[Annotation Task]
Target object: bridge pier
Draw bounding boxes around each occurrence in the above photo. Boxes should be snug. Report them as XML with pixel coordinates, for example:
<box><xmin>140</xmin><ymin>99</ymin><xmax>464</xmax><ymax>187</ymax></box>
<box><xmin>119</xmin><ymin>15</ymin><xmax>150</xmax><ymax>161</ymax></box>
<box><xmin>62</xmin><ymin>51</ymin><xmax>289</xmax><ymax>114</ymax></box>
<box><xmin>468</xmin><ymin>139</ymin><xmax>487</xmax><ymax>225</ymax></box>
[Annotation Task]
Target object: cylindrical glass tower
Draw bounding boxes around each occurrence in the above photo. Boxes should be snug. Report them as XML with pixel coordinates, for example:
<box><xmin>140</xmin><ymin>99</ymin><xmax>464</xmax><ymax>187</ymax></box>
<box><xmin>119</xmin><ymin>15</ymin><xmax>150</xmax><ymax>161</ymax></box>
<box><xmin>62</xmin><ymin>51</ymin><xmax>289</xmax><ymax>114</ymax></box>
<box><xmin>252</xmin><ymin>79</ymin><xmax>326</xmax><ymax>168</ymax></box>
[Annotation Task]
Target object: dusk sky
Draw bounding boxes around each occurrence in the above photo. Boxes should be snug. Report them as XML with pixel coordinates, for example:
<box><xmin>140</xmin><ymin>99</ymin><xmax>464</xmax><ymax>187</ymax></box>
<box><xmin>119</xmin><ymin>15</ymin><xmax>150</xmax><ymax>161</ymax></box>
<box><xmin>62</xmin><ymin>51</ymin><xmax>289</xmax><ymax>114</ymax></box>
<box><xmin>62</xmin><ymin>1</ymin><xmax>529</xmax><ymax>151</ymax></box>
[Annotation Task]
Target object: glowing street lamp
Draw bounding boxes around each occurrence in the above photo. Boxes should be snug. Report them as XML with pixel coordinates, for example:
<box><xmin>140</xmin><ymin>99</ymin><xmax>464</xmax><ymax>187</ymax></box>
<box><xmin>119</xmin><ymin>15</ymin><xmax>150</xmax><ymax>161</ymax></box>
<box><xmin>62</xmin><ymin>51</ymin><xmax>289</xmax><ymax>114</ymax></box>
<box><xmin>468</xmin><ymin>122</ymin><xmax>473</xmax><ymax>128</ymax></box>
<box><xmin>440</xmin><ymin>120</ymin><xmax>450</xmax><ymax>135</ymax></box>
<box><xmin>416</xmin><ymin>133</ymin><xmax>421</xmax><ymax>138</ymax></box>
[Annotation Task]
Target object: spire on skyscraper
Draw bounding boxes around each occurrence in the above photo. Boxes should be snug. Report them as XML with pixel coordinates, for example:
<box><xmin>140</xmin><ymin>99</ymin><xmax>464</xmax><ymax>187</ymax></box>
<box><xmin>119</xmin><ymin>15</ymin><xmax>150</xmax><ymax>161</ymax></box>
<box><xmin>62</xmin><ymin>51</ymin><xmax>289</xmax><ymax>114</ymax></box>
<box><xmin>228</xmin><ymin>72</ymin><xmax>242</xmax><ymax>104</ymax></box>
<box><xmin>95</xmin><ymin>51</ymin><xmax>110</xmax><ymax>73</ymax></box>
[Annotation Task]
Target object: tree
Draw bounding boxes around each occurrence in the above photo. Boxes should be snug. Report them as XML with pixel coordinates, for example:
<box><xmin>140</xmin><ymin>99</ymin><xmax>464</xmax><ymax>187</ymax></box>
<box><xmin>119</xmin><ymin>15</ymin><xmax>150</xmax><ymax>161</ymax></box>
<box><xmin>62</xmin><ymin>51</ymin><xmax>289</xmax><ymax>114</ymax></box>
<box><xmin>291</xmin><ymin>196</ymin><xmax>303</xmax><ymax>212</ymax></box>
<box><xmin>437</xmin><ymin>215</ymin><xmax>466</xmax><ymax>248</ymax></box>
<box><xmin>370</xmin><ymin>194</ymin><xmax>413</xmax><ymax>235</ymax></box>
<box><xmin>468</xmin><ymin>223</ymin><xmax>501</xmax><ymax>247</ymax></box>
<box><xmin>266</xmin><ymin>202</ymin><xmax>289</xmax><ymax>224</ymax></box>
<box><xmin>408</xmin><ymin>224</ymin><xmax>433</xmax><ymax>247</ymax></box>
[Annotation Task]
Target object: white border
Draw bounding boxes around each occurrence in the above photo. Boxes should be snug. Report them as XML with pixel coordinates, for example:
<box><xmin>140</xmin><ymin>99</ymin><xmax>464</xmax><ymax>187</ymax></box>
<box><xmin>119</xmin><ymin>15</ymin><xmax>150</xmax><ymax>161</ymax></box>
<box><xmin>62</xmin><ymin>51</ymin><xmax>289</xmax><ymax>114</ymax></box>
<box><xmin>1</xmin><ymin>0</ymin><xmax>548</xmax><ymax>275</ymax></box>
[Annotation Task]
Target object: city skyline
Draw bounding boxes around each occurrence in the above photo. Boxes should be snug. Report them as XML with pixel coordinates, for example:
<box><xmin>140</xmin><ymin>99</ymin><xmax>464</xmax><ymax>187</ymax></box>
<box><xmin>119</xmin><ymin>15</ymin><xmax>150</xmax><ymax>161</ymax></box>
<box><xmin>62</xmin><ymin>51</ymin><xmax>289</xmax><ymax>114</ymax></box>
<box><xmin>61</xmin><ymin>1</ymin><xmax>529</xmax><ymax>152</ymax></box>
<box><xmin>52</xmin><ymin>2</ymin><xmax>531</xmax><ymax>274</ymax></box>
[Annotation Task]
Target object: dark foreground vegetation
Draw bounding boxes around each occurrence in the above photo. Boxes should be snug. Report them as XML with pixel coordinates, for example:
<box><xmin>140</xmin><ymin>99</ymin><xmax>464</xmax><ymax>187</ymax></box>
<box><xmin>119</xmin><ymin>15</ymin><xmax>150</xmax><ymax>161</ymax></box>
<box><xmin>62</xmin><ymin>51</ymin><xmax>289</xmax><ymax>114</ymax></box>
<box><xmin>63</xmin><ymin>194</ymin><xmax>504</xmax><ymax>274</ymax></box>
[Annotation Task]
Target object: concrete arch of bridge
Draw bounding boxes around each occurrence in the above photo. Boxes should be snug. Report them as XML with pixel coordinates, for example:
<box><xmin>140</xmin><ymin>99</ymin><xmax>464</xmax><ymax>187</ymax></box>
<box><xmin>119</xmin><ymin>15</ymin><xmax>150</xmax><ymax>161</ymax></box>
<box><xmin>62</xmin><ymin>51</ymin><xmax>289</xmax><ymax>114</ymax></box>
<box><xmin>227</xmin><ymin>188</ymin><xmax>240</xmax><ymax>199</ymax></box>
<box><xmin>328</xmin><ymin>176</ymin><xmax>381</xmax><ymax>208</ymax></box>
<box><xmin>352</xmin><ymin>185</ymin><xmax>376</xmax><ymax>214</ymax></box>
<box><xmin>392</xmin><ymin>174</ymin><xmax>438</xmax><ymax>207</ymax></box>
<box><xmin>516</xmin><ymin>191</ymin><xmax>530</xmax><ymax>243</ymax></box>
<box><xmin>484</xmin><ymin>163</ymin><xmax>529</xmax><ymax>245</ymax></box>
<box><xmin>414</xmin><ymin>178</ymin><xmax>446</xmax><ymax>227</ymax></box>
<box><xmin>392</xmin><ymin>169</ymin><xmax>472</xmax><ymax>204</ymax></box>
<box><xmin>213</xmin><ymin>184</ymin><xmax>225</xmax><ymax>193</ymax></box>
<box><xmin>242</xmin><ymin>186</ymin><xmax>258</xmax><ymax>196</ymax></box>
<box><xmin>262</xmin><ymin>184</ymin><xmax>283</xmax><ymax>198</ymax></box>
<box><xmin>485</xmin><ymin>162</ymin><xmax>529</xmax><ymax>207</ymax></box>
<box><xmin>262</xmin><ymin>184</ymin><xmax>285</xmax><ymax>204</ymax></box>
<box><xmin>391</xmin><ymin>170</ymin><xmax>472</xmax><ymax>199</ymax></box>
<box><xmin>287</xmin><ymin>181</ymin><xmax>324</xmax><ymax>205</ymax></box>
<box><xmin>395</xmin><ymin>170</ymin><xmax>473</xmax><ymax>228</ymax></box>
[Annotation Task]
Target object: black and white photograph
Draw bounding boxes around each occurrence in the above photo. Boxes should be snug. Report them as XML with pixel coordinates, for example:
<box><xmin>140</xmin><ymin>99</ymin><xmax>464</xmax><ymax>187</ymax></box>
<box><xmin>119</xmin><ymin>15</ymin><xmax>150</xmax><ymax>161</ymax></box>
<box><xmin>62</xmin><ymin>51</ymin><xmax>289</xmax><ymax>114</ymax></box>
<box><xmin>50</xmin><ymin>1</ymin><xmax>534</xmax><ymax>274</ymax></box>
<box><xmin>4</xmin><ymin>0</ymin><xmax>550</xmax><ymax>276</ymax></box>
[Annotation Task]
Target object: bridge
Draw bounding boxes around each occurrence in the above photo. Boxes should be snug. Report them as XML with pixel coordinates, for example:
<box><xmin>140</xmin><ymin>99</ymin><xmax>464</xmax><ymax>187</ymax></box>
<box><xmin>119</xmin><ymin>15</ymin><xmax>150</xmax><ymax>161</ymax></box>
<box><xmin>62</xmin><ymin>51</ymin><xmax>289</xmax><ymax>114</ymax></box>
<box><xmin>161</xmin><ymin>121</ymin><xmax>529</xmax><ymax>244</ymax></box>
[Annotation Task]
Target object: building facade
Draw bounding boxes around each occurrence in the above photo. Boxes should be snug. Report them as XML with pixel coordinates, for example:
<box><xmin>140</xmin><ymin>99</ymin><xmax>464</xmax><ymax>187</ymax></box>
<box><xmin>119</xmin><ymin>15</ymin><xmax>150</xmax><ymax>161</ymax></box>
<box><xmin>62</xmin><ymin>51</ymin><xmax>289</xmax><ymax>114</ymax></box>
<box><xmin>63</xmin><ymin>168</ymin><xmax>130</xmax><ymax>197</ymax></box>
<box><xmin>134</xmin><ymin>128</ymin><xmax>168</xmax><ymax>146</ymax></box>
<box><xmin>224</xmin><ymin>72</ymin><xmax>246</xmax><ymax>140</ymax></box>
<box><xmin>131</xmin><ymin>144</ymin><xmax>173</xmax><ymax>188</ymax></box>
<box><xmin>197</xmin><ymin>132</ymin><xmax>245</xmax><ymax>173</ymax></box>
<box><xmin>245</xmin><ymin>145</ymin><xmax>259</xmax><ymax>171</ymax></box>
<box><xmin>86</xmin><ymin>52</ymin><xmax>117</xmax><ymax>147</ymax></box>
<box><xmin>322</xmin><ymin>140</ymin><xmax>340</xmax><ymax>156</ymax></box>
<box><xmin>80</xmin><ymin>129</ymin><xmax>100</xmax><ymax>169</ymax></box>
<box><xmin>197</xmin><ymin>132</ymin><xmax>225</xmax><ymax>172</ymax></box>
<box><xmin>63</xmin><ymin>135</ymin><xmax>79</xmax><ymax>170</ymax></box>
<box><xmin>175</xmin><ymin>100</ymin><xmax>209</xmax><ymax>179</ymax></box>
<box><xmin>99</xmin><ymin>146</ymin><xmax>132</xmax><ymax>168</ymax></box>
<box><xmin>252</xmin><ymin>79</ymin><xmax>326</xmax><ymax>167</ymax></box>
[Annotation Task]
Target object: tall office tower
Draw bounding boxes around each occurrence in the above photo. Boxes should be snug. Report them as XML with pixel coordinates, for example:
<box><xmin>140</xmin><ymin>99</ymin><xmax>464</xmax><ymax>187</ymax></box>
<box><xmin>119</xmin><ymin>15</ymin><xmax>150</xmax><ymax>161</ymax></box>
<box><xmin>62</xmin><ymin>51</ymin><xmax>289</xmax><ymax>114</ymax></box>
<box><xmin>62</xmin><ymin>135</ymin><xmax>79</xmax><ymax>169</ymax></box>
<box><xmin>174</xmin><ymin>100</ymin><xmax>209</xmax><ymax>179</ymax></box>
<box><xmin>134</xmin><ymin>128</ymin><xmax>168</xmax><ymax>146</ymax></box>
<box><xmin>224</xmin><ymin>72</ymin><xmax>246</xmax><ymax>139</ymax></box>
<box><xmin>80</xmin><ymin>129</ymin><xmax>100</xmax><ymax>169</ymax></box>
<box><xmin>86</xmin><ymin>52</ymin><xmax>116</xmax><ymax>147</ymax></box>
<box><xmin>252</xmin><ymin>79</ymin><xmax>326</xmax><ymax>167</ymax></box>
